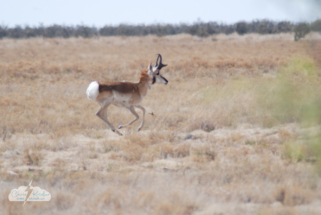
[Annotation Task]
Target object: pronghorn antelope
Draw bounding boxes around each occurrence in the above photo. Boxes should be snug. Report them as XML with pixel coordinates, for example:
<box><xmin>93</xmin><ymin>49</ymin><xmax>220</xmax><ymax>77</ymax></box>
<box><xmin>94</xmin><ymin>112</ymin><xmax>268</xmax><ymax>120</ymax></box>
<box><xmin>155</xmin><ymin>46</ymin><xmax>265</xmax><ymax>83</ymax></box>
<box><xmin>86</xmin><ymin>54</ymin><xmax>168</xmax><ymax>136</ymax></box>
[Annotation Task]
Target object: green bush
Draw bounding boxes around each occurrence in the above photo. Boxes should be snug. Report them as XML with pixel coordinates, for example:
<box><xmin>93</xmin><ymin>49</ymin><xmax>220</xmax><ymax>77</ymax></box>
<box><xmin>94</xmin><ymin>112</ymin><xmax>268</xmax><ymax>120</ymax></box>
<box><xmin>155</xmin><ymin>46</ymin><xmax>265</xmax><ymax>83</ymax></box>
<box><xmin>294</xmin><ymin>23</ymin><xmax>310</xmax><ymax>41</ymax></box>
<box><xmin>257</xmin><ymin>21</ymin><xmax>277</xmax><ymax>34</ymax></box>
<box><xmin>236</xmin><ymin>21</ymin><xmax>248</xmax><ymax>35</ymax></box>
<box><xmin>277</xmin><ymin>21</ymin><xmax>292</xmax><ymax>32</ymax></box>
<box><xmin>311</xmin><ymin>19</ymin><xmax>321</xmax><ymax>32</ymax></box>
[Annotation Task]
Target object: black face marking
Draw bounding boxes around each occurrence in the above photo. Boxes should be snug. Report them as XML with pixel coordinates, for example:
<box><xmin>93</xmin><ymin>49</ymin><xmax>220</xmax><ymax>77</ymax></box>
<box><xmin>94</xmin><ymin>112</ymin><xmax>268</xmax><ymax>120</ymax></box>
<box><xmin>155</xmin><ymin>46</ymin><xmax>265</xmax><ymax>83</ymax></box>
<box><xmin>161</xmin><ymin>75</ymin><xmax>168</xmax><ymax>84</ymax></box>
<box><xmin>152</xmin><ymin>76</ymin><xmax>156</xmax><ymax>84</ymax></box>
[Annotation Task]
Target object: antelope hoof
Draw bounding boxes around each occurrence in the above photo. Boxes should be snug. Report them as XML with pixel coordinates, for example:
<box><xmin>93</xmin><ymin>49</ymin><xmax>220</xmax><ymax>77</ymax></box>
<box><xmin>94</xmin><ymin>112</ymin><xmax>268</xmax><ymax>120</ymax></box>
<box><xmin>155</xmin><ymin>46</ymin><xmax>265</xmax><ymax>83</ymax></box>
<box><xmin>112</xmin><ymin>129</ymin><xmax>123</xmax><ymax>136</ymax></box>
<box><xmin>118</xmin><ymin>125</ymin><xmax>123</xmax><ymax>129</ymax></box>
<box><xmin>115</xmin><ymin>130</ymin><xmax>123</xmax><ymax>136</ymax></box>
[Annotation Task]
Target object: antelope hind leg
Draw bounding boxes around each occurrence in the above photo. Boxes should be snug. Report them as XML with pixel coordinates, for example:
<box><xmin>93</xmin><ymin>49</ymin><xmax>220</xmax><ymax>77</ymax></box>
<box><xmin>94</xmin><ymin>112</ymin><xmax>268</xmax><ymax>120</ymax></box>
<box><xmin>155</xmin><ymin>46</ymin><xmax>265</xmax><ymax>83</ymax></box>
<box><xmin>96</xmin><ymin>104</ymin><xmax>123</xmax><ymax>136</ymax></box>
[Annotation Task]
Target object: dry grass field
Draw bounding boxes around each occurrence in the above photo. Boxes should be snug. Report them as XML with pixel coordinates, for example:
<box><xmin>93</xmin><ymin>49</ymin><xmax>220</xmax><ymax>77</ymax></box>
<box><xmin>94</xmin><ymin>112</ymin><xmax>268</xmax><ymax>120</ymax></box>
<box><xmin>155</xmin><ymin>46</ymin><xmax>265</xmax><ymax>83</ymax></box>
<box><xmin>1</xmin><ymin>33</ymin><xmax>321</xmax><ymax>214</ymax></box>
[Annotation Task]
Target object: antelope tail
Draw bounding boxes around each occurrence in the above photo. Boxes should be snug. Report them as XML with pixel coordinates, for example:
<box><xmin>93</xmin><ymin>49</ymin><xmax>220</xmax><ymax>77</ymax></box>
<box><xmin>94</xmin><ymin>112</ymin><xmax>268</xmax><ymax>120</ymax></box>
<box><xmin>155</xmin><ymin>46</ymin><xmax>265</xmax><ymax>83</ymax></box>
<box><xmin>86</xmin><ymin>81</ymin><xmax>99</xmax><ymax>101</ymax></box>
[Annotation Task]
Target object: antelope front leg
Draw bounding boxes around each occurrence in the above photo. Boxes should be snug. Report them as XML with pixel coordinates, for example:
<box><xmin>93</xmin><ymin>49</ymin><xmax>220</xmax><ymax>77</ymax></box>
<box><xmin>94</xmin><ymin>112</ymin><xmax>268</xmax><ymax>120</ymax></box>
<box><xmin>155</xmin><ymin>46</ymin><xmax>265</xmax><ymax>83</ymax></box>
<box><xmin>118</xmin><ymin>106</ymin><xmax>139</xmax><ymax>129</ymax></box>
<box><xmin>136</xmin><ymin>105</ymin><xmax>146</xmax><ymax>131</ymax></box>
<box><xmin>96</xmin><ymin>104</ymin><xmax>122</xmax><ymax>136</ymax></box>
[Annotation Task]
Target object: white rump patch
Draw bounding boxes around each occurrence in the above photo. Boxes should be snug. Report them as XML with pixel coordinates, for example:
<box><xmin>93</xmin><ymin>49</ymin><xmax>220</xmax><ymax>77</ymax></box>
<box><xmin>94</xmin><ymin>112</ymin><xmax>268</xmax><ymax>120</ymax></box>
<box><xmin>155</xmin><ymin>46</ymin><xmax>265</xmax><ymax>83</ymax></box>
<box><xmin>86</xmin><ymin>81</ymin><xmax>99</xmax><ymax>101</ymax></box>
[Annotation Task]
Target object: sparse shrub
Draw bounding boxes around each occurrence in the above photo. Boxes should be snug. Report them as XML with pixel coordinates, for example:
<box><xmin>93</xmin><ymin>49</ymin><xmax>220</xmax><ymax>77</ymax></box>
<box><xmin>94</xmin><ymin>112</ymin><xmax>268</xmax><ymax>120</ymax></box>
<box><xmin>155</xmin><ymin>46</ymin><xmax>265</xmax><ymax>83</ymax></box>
<box><xmin>294</xmin><ymin>22</ymin><xmax>310</xmax><ymax>41</ymax></box>
<box><xmin>102</xmin><ymin>142</ymin><xmax>117</xmax><ymax>153</ymax></box>
<box><xmin>274</xmin><ymin>186</ymin><xmax>315</xmax><ymax>206</ymax></box>
<box><xmin>148</xmin><ymin>131</ymin><xmax>175</xmax><ymax>144</ymax></box>
<box><xmin>255</xmin><ymin>56</ymin><xmax>321</xmax><ymax>170</ymax></box>
<box><xmin>279</xmin><ymin>129</ymin><xmax>298</xmax><ymax>141</ymax></box>
<box><xmin>24</xmin><ymin>25</ymin><xmax>38</xmax><ymax>38</ymax></box>
<box><xmin>52</xmin><ymin>158</ymin><xmax>66</xmax><ymax>170</ymax></box>
<box><xmin>88</xmin><ymin>152</ymin><xmax>98</xmax><ymax>159</ymax></box>
<box><xmin>274</xmin><ymin>187</ymin><xmax>286</xmax><ymax>204</ymax></box>
<box><xmin>123</xmin><ymin>143</ymin><xmax>144</xmax><ymax>162</ymax></box>
<box><xmin>277</xmin><ymin>21</ymin><xmax>293</xmax><ymax>32</ymax></box>
<box><xmin>88</xmin><ymin>141</ymin><xmax>95</xmax><ymax>152</ymax></box>
<box><xmin>55</xmin><ymin>192</ymin><xmax>75</xmax><ymax>210</ymax></box>
<box><xmin>155</xmin><ymin>194</ymin><xmax>198</xmax><ymax>215</ymax></box>
<box><xmin>23</xmin><ymin>148</ymin><xmax>43</xmax><ymax>166</ymax></box>
<box><xmin>99</xmin><ymin>189</ymin><xmax>122</xmax><ymax>211</ymax></box>
<box><xmin>0</xmin><ymin>19</ymin><xmax>318</xmax><ymax>39</ymax></box>
<box><xmin>7</xmin><ymin>25</ymin><xmax>24</xmax><ymax>38</ymax></box>
<box><xmin>76</xmin><ymin>25</ymin><xmax>98</xmax><ymax>38</ymax></box>
<box><xmin>259</xmin><ymin>207</ymin><xmax>298</xmax><ymax>215</ymax></box>
<box><xmin>256</xmin><ymin>57</ymin><xmax>320</xmax><ymax>126</ymax></box>
<box><xmin>126</xmin><ymin>133</ymin><xmax>150</xmax><ymax>147</ymax></box>
<box><xmin>201</xmin><ymin>122</ymin><xmax>215</xmax><ymax>132</ymax></box>
<box><xmin>305</xmin><ymin>133</ymin><xmax>321</xmax><ymax>174</ymax></box>
<box><xmin>189</xmin><ymin>23</ymin><xmax>211</xmax><ymax>37</ymax></box>
<box><xmin>109</xmin><ymin>152</ymin><xmax>121</xmax><ymax>160</ymax></box>
<box><xmin>245</xmin><ymin>140</ymin><xmax>256</xmax><ymax>146</ymax></box>
<box><xmin>224</xmin><ymin>25</ymin><xmax>235</xmax><ymax>34</ymax></box>
<box><xmin>0</xmin><ymin>141</ymin><xmax>16</xmax><ymax>152</ymax></box>
<box><xmin>188</xmin><ymin>117</ymin><xmax>216</xmax><ymax>132</ymax></box>
<box><xmin>311</xmin><ymin>19</ymin><xmax>321</xmax><ymax>32</ymax></box>
<box><xmin>0</xmin><ymin>25</ymin><xmax>7</xmax><ymax>39</ymax></box>
<box><xmin>282</xmin><ymin>141</ymin><xmax>304</xmax><ymax>162</ymax></box>
<box><xmin>192</xmin><ymin>145</ymin><xmax>215</xmax><ymax>162</ymax></box>
<box><xmin>160</xmin><ymin>144</ymin><xmax>174</xmax><ymax>158</ymax></box>
<box><xmin>257</xmin><ymin>20</ymin><xmax>277</xmax><ymax>34</ymax></box>
<box><xmin>174</xmin><ymin>144</ymin><xmax>190</xmax><ymax>158</ymax></box>
<box><xmin>157</xmin><ymin>201</ymin><xmax>198</xmax><ymax>215</ymax></box>
<box><xmin>236</xmin><ymin>21</ymin><xmax>249</xmax><ymax>35</ymax></box>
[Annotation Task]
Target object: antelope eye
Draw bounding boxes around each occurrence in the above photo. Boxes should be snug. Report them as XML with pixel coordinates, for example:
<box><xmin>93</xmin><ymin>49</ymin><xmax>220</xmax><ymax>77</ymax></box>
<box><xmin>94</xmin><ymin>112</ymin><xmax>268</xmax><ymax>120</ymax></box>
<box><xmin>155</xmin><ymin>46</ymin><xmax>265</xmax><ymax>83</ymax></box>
<box><xmin>156</xmin><ymin>72</ymin><xmax>159</xmax><ymax>75</ymax></box>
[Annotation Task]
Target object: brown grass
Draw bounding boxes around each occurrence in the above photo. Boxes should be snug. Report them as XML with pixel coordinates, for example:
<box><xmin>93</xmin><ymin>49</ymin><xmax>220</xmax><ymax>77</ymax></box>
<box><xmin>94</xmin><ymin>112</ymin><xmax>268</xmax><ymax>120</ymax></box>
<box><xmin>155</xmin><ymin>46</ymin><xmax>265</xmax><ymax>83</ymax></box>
<box><xmin>0</xmin><ymin>33</ymin><xmax>321</xmax><ymax>214</ymax></box>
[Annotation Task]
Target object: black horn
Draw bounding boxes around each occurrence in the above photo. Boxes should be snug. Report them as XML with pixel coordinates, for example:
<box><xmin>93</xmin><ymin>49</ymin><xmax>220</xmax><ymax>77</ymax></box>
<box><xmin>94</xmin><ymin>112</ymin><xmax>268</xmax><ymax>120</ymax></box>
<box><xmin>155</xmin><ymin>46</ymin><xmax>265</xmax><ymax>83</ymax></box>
<box><xmin>155</xmin><ymin>54</ymin><xmax>167</xmax><ymax>70</ymax></box>
<box><xmin>154</xmin><ymin>54</ymin><xmax>160</xmax><ymax>67</ymax></box>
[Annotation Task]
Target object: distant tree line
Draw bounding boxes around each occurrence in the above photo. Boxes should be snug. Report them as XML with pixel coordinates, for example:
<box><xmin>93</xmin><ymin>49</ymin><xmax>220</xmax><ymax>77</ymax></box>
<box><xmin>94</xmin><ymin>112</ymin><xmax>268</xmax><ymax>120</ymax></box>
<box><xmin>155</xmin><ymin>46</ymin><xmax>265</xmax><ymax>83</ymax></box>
<box><xmin>0</xmin><ymin>19</ymin><xmax>320</xmax><ymax>40</ymax></box>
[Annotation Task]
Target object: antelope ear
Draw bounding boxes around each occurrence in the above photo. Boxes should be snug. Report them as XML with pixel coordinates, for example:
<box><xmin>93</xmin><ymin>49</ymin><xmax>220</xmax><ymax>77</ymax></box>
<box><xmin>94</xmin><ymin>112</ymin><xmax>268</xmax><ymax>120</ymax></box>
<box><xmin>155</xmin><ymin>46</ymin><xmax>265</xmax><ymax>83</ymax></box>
<box><xmin>149</xmin><ymin>63</ymin><xmax>153</xmax><ymax>71</ymax></box>
<box><xmin>152</xmin><ymin>65</ymin><xmax>158</xmax><ymax>73</ymax></box>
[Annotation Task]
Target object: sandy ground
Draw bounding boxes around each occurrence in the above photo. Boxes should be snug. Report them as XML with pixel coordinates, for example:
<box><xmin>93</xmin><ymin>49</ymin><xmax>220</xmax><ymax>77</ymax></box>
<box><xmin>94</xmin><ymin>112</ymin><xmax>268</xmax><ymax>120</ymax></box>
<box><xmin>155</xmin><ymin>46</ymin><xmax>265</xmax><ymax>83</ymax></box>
<box><xmin>1</xmin><ymin>33</ymin><xmax>321</xmax><ymax>214</ymax></box>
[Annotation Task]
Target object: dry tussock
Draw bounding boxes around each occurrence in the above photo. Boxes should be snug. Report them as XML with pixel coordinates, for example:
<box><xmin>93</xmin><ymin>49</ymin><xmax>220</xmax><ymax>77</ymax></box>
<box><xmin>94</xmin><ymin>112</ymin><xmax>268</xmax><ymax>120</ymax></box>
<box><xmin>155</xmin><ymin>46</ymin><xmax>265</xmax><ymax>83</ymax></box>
<box><xmin>55</xmin><ymin>191</ymin><xmax>75</xmax><ymax>211</ymax></box>
<box><xmin>0</xmin><ymin>33</ymin><xmax>321</xmax><ymax>214</ymax></box>
<box><xmin>274</xmin><ymin>185</ymin><xmax>315</xmax><ymax>206</ymax></box>
<box><xmin>23</xmin><ymin>147</ymin><xmax>43</xmax><ymax>166</ymax></box>
<box><xmin>191</xmin><ymin>144</ymin><xmax>216</xmax><ymax>162</ymax></box>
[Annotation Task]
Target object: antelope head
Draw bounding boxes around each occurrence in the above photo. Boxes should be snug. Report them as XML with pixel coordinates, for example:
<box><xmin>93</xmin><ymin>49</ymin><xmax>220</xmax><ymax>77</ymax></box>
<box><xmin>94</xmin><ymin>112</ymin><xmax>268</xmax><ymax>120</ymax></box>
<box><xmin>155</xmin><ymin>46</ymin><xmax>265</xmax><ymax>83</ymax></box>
<box><xmin>148</xmin><ymin>54</ymin><xmax>168</xmax><ymax>85</ymax></box>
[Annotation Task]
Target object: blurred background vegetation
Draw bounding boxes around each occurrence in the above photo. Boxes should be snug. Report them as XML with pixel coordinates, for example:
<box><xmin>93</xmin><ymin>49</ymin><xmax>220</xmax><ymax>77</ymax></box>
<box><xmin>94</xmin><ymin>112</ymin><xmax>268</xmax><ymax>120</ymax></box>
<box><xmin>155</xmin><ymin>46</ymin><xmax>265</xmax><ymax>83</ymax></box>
<box><xmin>0</xmin><ymin>19</ymin><xmax>320</xmax><ymax>40</ymax></box>
<box><xmin>255</xmin><ymin>56</ymin><xmax>321</xmax><ymax>172</ymax></box>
